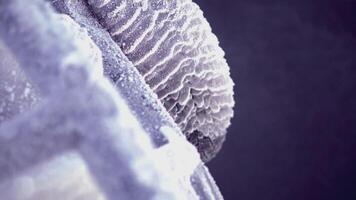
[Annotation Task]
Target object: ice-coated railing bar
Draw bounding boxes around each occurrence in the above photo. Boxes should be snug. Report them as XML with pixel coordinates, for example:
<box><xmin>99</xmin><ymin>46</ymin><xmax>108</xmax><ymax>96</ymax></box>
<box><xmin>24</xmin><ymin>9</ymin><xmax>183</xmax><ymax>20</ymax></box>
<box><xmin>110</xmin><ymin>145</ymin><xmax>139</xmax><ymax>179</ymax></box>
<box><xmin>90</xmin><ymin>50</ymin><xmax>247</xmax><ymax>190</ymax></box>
<box><xmin>0</xmin><ymin>0</ymin><xmax>176</xmax><ymax>199</ymax></box>
<box><xmin>0</xmin><ymin>0</ymin><xmax>87</xmax><ymax>179</ymax></box>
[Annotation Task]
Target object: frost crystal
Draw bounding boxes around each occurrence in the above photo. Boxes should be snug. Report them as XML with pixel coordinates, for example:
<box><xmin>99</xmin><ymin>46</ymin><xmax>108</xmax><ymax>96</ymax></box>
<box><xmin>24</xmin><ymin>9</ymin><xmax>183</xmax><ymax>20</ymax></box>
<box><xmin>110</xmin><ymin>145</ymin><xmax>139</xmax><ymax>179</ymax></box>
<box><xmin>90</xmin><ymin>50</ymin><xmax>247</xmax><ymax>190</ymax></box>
<box><xmin>0</xmin><ymin>0</ymin><xmax>224</xmax><ymax>199</ymax></box>
<box><xmin>86</xmin><ymin>0</ymin><xmax>235</xmax><ymax>162</ymax></box>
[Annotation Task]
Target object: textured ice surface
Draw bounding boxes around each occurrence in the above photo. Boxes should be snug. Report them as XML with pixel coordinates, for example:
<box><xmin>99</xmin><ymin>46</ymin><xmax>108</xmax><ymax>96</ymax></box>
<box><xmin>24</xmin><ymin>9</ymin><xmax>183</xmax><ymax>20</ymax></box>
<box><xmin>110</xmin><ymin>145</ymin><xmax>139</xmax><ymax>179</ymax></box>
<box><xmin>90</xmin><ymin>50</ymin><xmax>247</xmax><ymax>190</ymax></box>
<box><xmin>0</xmin><ymin>0</ymin><xmax>223</xmax><ymax>199</ymax></box>
<box><xmin>86</xmin><ymin>0</ymin><xmax>235</xmax><ymax>161</ymax></box>
<box><xmin>0</xmin><ymin>40</ymin><xmax>39</xmax><ymax>124</ymax></box>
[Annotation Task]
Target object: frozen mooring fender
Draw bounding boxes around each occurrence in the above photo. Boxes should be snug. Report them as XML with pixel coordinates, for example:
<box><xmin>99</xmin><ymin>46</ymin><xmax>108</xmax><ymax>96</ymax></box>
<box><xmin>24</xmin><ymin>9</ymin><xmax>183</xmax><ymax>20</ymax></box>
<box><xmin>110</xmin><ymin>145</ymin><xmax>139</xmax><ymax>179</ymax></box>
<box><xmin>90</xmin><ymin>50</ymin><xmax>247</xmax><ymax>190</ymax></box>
<box><xmin>0</xmin><ymin>0</ymin><xmax>227</xmax><ymax>199</ymax></box>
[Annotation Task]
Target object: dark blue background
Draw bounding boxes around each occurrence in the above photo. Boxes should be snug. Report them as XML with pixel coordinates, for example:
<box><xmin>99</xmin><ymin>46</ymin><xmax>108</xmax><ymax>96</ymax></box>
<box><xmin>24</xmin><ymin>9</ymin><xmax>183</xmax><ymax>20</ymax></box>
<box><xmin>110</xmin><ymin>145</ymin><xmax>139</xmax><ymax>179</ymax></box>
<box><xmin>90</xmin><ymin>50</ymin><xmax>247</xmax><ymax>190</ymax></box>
<box><xmin>193</xmin><ymin>0</ymin><xmax>356</xmax><ymax>199</ymax></box>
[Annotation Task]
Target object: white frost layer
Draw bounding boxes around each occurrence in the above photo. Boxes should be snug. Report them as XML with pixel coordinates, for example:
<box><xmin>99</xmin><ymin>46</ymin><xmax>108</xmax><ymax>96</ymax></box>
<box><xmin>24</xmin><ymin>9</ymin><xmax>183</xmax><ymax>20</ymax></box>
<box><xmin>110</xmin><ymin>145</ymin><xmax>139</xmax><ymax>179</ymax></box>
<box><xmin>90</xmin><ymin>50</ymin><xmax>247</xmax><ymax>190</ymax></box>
<box><xmin>154</xmin><ymin>126</ymin><xmax>201</xmax><ymax>199</ymax></box>
<box><xmin>0</xmin><ymin>153</ymin><xmax>105</xmax><ymax>200</ymax></box>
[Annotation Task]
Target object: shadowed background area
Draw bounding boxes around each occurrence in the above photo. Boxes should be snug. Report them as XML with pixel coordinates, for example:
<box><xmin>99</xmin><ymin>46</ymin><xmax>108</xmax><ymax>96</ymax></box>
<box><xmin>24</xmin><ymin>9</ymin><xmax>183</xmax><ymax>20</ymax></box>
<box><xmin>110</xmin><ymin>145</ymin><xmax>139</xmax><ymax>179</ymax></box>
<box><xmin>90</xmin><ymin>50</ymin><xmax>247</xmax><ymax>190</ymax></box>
<box><xmin>193</xmin><ymin>0</ymin><xmax>356</xmax><ymax>200</ymax></box>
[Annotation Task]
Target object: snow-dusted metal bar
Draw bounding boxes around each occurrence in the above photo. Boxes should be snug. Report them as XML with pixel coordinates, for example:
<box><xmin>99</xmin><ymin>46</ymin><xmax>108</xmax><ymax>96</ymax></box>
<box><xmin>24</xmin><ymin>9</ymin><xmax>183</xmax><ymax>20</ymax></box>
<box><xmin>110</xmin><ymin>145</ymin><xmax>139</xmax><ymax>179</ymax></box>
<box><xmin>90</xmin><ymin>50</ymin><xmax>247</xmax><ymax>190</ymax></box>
<box><xmin>52</xmin><ymin>0</ymin><xmax>180</xmax><ymax>147</ymax></box>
